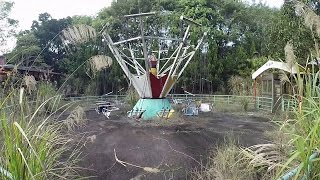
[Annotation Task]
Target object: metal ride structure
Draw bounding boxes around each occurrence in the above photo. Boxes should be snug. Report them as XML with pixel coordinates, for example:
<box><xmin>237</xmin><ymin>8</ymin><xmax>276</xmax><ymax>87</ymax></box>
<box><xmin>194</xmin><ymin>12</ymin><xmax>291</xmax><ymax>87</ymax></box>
<box><xmin>102</xmin><ymin>12</ymin><xmax>206</xmax><ymax>120</ymax></box>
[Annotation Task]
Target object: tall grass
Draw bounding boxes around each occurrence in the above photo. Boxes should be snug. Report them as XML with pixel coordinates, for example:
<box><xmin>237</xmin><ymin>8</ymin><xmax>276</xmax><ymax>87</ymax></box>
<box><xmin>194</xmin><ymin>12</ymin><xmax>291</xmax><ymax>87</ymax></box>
<box><xmin>228</xmin><ymin>75</ymin><xmax>252</xmax><ymax>111</ymax></box>
<box><xmin>276</xmin><ymin>63</ymin><xmax>320</xmax><ymax>179</ymax></box>
<box><xmin>274</xmin><ymin>2</ymin><xmax>320</xmax><ymax>178</ymax></box>
<box><xmin>0</xmin><ymin>87</ymin><xmax>84</xmax><ymax>179</ymax></box>
<box><xmin>190</xmin><ymin>138</ymin><xmax>279</xmax><ymax>180</ymax></box>
<box><xmin>0</xmin><ymin>23</ymin><xmax>102</xmax><ymax>180</ymax></box>
<box><xmin>194</xmin><ymin>2</ymin><xmax>320</xmax><ymax>179</ymax></box>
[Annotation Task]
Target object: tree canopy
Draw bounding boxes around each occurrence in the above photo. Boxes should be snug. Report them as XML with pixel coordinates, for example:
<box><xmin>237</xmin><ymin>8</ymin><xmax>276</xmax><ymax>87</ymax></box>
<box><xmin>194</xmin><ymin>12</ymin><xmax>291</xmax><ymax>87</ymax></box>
<box><xmin>0</xmin><ymin>1</ymin><xmax>17</xmax><ymax>54</ymax></box>
<box><xmin>5</xmin><ymin>0</ymin><xmax>320</xmax><ymax>95</ymax></box>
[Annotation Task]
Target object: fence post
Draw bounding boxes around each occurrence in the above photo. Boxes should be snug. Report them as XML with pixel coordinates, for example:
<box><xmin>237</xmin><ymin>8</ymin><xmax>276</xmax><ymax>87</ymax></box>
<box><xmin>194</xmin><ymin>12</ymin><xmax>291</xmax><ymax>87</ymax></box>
<box><xmin>271</xmin><ymin>98</ymin><xmax>273</xmax><ymax>113</ymax></box>
<box><xmin>281</xmin><ymin>98</ymin><xmax>284</xmax><ymax>112</ymax></box>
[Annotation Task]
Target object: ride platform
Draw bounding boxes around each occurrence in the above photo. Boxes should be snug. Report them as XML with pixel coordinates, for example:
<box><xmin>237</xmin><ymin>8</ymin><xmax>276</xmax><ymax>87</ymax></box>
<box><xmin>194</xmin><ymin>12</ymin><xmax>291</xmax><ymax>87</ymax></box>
<box><xmin>127</xmin><ymin>98</ymin><xmax>174</xmax><ymax>120</ymax></box>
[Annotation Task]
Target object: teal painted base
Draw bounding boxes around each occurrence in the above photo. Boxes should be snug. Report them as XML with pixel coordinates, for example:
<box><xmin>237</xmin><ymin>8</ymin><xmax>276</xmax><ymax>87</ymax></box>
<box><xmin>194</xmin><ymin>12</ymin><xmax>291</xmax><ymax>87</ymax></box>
<box><xmin>128</xmin><ymin>98</ymin><xmax>172</xmax><ymax>120</ymax></box>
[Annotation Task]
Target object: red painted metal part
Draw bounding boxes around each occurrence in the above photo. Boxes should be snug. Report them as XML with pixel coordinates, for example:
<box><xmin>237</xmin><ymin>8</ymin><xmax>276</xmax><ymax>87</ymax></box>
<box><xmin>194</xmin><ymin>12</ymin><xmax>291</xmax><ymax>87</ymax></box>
<box><xmin>149</xmin><ymin>73</ymin><xmax>168</xmax><ymax>98</ymax></box>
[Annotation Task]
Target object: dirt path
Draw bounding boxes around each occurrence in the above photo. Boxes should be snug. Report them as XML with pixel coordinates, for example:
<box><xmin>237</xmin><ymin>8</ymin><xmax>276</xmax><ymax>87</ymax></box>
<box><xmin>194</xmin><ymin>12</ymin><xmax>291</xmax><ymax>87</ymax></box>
<box><xmin>75</xmin><ymin>110</ymin><xmax>273</xmax><ymax>180</ymax></box>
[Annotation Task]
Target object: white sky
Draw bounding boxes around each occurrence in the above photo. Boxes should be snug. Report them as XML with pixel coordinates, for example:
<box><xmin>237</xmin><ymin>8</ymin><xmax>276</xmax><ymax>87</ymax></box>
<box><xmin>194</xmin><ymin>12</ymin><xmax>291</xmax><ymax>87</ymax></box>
<box><xmin>1</xmin><ymin>0</ymin><xmax>284</xmax><ymax>54</ymax></box>
<box><xmin>259</xmin><ymin>0</ymin><xmax>284</xmax><ymax>8</ymax></box>
<box><xmin>8</xmin><ymin>0</ymin><xmax>284</xmax><ymax>31</ymax></box>
<box><xmin>10</xmin><ymin>0</ymin><xmax>113</xmax><ymax>30</ymax></box>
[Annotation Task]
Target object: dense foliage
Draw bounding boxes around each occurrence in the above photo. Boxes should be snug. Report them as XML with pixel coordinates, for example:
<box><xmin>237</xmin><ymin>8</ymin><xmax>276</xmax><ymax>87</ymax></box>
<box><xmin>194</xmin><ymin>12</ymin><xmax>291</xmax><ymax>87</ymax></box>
<box><xmin>2</xmin><ymin>1</ymin><xmax>320</xmax><ymax>179</ymax></box>
<box><xmin>4</xmin><ymin>0</ymin><xmax>320</xmax><ymax>96</ymax></box>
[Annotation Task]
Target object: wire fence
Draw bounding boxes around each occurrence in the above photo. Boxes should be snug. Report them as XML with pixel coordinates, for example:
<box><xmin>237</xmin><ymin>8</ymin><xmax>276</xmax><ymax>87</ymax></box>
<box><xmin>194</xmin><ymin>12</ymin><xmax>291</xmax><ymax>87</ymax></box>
<box><xmin>62</xmin><ymin>94</ymin><xmax>298</xmax><ymax>113</ymax></box>
<box><xmin>1</xmin><ymin>94</ymin><xmax>300</xmax><ymax>113</ymax></box>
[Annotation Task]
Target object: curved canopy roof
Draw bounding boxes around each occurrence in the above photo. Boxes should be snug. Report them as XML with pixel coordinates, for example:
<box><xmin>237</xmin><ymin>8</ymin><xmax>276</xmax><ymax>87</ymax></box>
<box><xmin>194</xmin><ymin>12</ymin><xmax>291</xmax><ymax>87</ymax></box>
<box><xmin>252</xmin><ymin>60</ymin><xmax>298</xmax><ymax>79</ymax></box>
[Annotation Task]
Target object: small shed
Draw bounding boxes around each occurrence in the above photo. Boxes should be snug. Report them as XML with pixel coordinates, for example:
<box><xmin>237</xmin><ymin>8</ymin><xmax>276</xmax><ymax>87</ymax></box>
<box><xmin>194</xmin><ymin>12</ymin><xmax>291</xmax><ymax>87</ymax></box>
<box><xmin>252</xmin><ymin>60</ymin><xmax>298</xmax><ymax>112</ymax></box>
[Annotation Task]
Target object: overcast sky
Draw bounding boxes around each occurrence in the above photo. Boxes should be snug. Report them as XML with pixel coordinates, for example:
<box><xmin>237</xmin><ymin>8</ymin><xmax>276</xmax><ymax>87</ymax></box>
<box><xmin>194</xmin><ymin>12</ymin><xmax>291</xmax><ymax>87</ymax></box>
<box><xmin>10</xmin><ymin>0</ymin><xmax>112</xmax><ymax>30</ymax></box>
<box><xmin>9</xmin><ymin>0</ymin><xmax>284</xmax><ymax>31</ymax></box>
<box><xmin>1</xmin><ymin>0</ymin><xmax>283</xmax><ymax>54</ymax></box>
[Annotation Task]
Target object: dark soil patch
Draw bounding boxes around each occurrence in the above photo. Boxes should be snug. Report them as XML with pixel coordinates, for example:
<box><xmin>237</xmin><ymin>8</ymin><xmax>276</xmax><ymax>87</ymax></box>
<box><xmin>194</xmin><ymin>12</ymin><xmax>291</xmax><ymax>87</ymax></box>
<box><xmin>73</xmin><ymin>110</ymin><xmax>274</xmax><ymax>180</ymax></box>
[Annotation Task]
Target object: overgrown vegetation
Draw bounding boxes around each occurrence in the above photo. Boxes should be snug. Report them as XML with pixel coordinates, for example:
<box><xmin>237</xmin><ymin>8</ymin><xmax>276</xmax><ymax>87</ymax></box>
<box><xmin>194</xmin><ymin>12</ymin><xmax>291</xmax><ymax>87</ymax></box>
<box><xmin>0</xmin><ymin>86</ymin><xmax>86</xmax><ymax>179</ymax></box>
<box><xmin>3</xmin><ymin>0</ymin><xmax>285</xmax><ymax>95</ymax></box>
<box><xmin>191</xmin><ymin>137</ymin><xmax>283</xmax><ymax>180</ymax></box>
<box><xmin>193</xmin><ymin>1</ymin><xmax>320</xmax><ymax>179</ymax></box>
<box><xmin>125</xmin><ymin>87</ymin><xmax>139</xmax><ymax>109</ymax></box>
<box><xmin>191</xmin><ymin>141</ymin><xmax>257</xmax><ymax>180</ymax></box>
<box><xmin>228</xmin><ymin>75</ymin><xmax>252</xmax><ymax>111</ymax></box>
<box><xmin>272</xmin><ymin>2</ymin><xmax>320</xmax><ymax>179</ymax></box>
<box><xmin>2</xmin><ymin>0</ymin><xmax>320</xmax><ymax>179</ymax></box>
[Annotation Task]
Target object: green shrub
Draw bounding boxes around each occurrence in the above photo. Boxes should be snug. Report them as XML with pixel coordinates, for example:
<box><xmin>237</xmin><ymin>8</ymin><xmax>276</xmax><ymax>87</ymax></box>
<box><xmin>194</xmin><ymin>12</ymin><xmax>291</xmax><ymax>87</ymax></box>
<box><xmin>125</xmin><ymin>88</ymin><xmax>139</xmax><ymax>108</ymax></box>
<box><xmin>228</xmin><ymin>76</ymin><xmax>252</xmax><ymax>111</ymax></box>
<box><xmin>35</xmin><ymin>82</ymin><xmax>61</xmax><ymax>114</ymax></box>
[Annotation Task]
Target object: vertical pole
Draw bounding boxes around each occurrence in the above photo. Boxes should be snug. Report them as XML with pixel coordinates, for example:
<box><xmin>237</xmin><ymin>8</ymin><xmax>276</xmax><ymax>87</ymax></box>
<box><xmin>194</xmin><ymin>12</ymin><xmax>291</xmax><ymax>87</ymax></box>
<box><xmin>139</xmin><ymin>19</ymin><xmax>149</xmax><ymax>71</ymax></box>
<box><xmin>282</xmin><ymin>98</ymin><xmax>284</xmax><ymax>111</ymax></box>
<box><xmin>201</xmin><ymin>78</ymin><xmax>203</xmax><ymax>94</ymax></box>
<box><xmin>157</xmin><ymin>40</ymin><xmax>161</xmax><ymax>75</ymax></box>
<box><xmin>139</xmin><ymin>16</ymin><xmax>151</xmax><ymax>97</ymax></box>
<box><xmin>254</xmin><ymin>79</ymin><xmax>257</xmax><ymax>110</ymax></box>
<box><xmin>271</xmin><ymin>73</ymin><xmax>274</xmax><ymax>113</ymax></box>
<box><xmin>159</xmin><ymin>25</ymin><xmax>192</xmax><ymax>98</ymax></box>
<box><xmin>129</xmin><ymin>44</ymin><xmax>141</xmax><ymax>75</ymax></box>
<box><xmin>280</xmin><ymin>81</ymin><xmax>283</xmax><ymax>111</ymax></box>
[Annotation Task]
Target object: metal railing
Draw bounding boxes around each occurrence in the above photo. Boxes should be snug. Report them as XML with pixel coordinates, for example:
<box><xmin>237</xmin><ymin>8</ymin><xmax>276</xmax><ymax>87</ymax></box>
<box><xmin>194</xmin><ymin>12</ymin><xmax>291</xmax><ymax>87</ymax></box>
<box><xmin>2</xmin><ymin>94</ymin><xmax>300</xmax><ymax>113</ymax></box>
<box><xmin>256</xmin><ymin>96</ymin><xmax>273</xmax><ymax>112</ymax></box>
<box><xmin>281</xmin><ymin>98</ymin><xmax>297</xmax><ymax>112</ymax></box>
<box><xmin>63</xmin><ymin>95</ymin><xmax>126</xmax><ymax>102</ymax></box>
<box><xmin>170</xmin><ymin>94</ymin><xmax>269</xmax><ymax>112</ymax></box>
<box><xmin>63</xmin><ymin>94</ymin><xmax>275</xmax><ymax>112</ymax></box>
<box><xmin>168</xmin><ymin>94</ymin><xmax>299</xmax><ymax>113</ymax></box>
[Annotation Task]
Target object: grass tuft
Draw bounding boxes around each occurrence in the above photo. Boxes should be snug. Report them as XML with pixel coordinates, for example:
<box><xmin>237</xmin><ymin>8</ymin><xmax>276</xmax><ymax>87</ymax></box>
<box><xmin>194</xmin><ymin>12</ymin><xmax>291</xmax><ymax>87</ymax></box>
<box><xmin>0</xmin><ymin>86</ymin><xmax>85</xmax><ymax>180</ymax></box>
<box><xmin>63</xmin><ymin>106</ymin><xmax>87</xmax><ymax>131</ymax></box>
<box><xmin>191</xmin><ymin>140</ymin><xmax>258</xmax><ymax>180</ymax></box>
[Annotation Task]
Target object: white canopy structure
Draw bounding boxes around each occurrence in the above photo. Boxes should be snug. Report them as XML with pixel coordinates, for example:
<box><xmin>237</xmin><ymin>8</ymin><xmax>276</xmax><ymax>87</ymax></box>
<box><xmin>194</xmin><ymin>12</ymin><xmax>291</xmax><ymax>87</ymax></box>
<box><xmin>252</xmin><ymin>60</ymin><xmax>298</xmax><ymax>80</ymax></box>
<box><xmin>101</xmin><ymin>12</ymin><xmax>206</xmax><ymax>120</ymax></box>
<box><xmin>102</xmin><ymin>12</ymin><xmax>206</xmax><ymax>98</ymax></box>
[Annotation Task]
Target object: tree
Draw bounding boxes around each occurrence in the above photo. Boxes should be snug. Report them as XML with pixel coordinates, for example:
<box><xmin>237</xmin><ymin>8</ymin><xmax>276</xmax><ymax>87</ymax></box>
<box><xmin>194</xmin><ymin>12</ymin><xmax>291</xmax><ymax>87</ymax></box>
<box><xmin>269</xmin><ymin>0</ymin><xmax>314</xmax><ymax>61</ymax></box>
<box><xmin>0</xmin><ymin>1</ymin><xmax>17</xmax><ymax>54</ymax></box>
<box><xmin>7</xmin><ymin>31</ymin><xmax>44</xmax><ymax>66</ymax></box>
<box><xmin>31</xmin><ymin>13</ymin><xmax>72</xmax><ymax>69</ymax></box>
<box><xmin>6</xmin><ymin>0</ymin><xmax>285</xmax><ymax>95</ymax></box>
<box><xmin>91</xmin><ymin>0</ymin><xmax>281</xmax><ymax>93</ymax></box>
<box><xmin>170</xmin><ymin>0</ymin><xmax>279</xmax><ymax>92</ymax></box>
